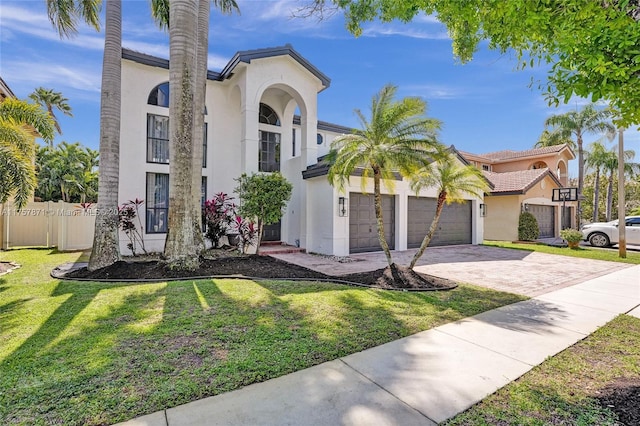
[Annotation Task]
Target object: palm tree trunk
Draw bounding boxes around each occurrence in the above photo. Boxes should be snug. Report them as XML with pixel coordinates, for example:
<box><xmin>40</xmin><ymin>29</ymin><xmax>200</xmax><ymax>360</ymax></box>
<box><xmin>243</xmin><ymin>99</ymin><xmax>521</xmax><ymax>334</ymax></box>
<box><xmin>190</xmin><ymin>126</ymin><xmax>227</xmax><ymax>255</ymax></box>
<box><xmin>606</xmin><ymin>170</ymin><xmax>614</xmax><ymax>221</ymax></box>
<box><xmin>164</xmin><ymin>0</ymin><xmax>200</xmax><ymax>270</ymax></box>
<box><xmin>373</xmin><ymin>167</ymin><xmax>393</xmax><ymax>267</ymax></box>
<box><xmin>190</xmin><ymin>0</ymin><xmax>207</xmax><ymax>254</ymax></box>
<box><xmin>410</xmin><ymin>191</ymin><xmax>446</xmax><ymax>269</ymax></box>
<box><xmin>592</xmin><ymin>168</ymin><xmax>601</xmax><ymax>222</ymax></box>
<box><xmin>88</xmin><ymin>0</ymin><xmax>121</xmax><ymax>271</ymax></box>
<box><xmin>577</xmin><ymin>135</ymin><xmax>584</xmax><ymax>226</ymax></box>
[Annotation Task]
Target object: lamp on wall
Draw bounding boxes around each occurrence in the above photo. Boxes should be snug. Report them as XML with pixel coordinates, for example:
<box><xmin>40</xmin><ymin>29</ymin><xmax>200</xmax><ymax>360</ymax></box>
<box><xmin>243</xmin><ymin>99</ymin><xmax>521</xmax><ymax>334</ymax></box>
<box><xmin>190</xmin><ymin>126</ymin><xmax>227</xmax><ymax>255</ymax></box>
<box><xmin>479</xmin><ymin>203</ymin><xmax>487</xmax><ymax>217</ymax></box>
<box><xmin>523</xmin><ymin>203</ymin><xmax>529</xmax><ymax>212</ymax></box>
<box><xmin>338</xmin><ymin>197</ymin><xmax>348</xmax><ymax>217</ymax></box>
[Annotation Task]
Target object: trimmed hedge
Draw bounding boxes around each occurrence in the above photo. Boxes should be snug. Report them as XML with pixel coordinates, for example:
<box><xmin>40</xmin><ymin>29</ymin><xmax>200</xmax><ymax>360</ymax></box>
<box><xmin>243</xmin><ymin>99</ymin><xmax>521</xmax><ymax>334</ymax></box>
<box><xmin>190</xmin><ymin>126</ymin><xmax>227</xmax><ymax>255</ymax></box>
<box><xmin>518</xmin><ymin>211</ymin><xmax>539</xmax><ymax>241</ymax></box>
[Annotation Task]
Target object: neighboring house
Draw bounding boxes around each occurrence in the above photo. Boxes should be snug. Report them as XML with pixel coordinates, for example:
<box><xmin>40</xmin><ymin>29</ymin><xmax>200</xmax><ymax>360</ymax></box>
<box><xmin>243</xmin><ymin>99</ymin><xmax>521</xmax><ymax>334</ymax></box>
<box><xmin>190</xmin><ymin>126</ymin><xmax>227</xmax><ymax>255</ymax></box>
<box><xmin>460</xmin><ymin>145</ymin><xmax>577</xmax><ymax>241</ymax></box>
<box><xmin>119</xmin><ymin>45</ymin><xmax>486</xmax><ymax>256</ymax></box>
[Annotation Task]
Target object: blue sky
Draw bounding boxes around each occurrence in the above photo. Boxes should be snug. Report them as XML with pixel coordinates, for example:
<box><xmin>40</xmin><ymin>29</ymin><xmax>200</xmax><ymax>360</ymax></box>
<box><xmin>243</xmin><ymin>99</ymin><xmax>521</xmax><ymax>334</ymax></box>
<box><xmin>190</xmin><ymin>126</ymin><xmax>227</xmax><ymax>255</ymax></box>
<box><xmin>2</xmin><ymin>0</ymin><xmax>637</xmax><ymax>178</ymax></box>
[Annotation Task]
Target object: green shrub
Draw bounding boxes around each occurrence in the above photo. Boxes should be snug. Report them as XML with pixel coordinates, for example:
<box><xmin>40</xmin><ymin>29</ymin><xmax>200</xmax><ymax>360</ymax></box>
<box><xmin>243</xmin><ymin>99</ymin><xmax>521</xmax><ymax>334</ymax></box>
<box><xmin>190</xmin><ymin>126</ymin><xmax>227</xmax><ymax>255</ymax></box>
<box><xmin>518</xmin><ymin>211</ymin><xmax>539</xmax><ymax>241</ymax></box>
<box><xmin>560</xmin><ymin>228</ymin><xmax>583</xmax><ymax>243</ymax></box>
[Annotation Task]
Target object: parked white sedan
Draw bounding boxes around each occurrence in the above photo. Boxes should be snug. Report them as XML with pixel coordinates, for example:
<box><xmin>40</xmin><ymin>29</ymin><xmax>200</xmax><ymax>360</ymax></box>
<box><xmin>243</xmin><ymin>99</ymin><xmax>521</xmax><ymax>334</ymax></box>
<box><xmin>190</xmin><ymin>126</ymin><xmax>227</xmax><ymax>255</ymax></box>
<box><xmin>581</xmin><ymin>216</ymin><xmax>640</xmax><ymax>247</ymax></box>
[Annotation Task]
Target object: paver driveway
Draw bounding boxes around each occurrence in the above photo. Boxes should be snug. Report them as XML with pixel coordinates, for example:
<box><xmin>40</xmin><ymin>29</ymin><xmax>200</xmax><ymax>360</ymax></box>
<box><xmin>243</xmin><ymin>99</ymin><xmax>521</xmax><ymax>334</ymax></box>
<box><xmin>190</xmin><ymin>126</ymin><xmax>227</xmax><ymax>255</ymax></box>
<box><xmin>272</xmin><ymin>245</ymin><xmax>632</xmax><ymax>296</ymax></box>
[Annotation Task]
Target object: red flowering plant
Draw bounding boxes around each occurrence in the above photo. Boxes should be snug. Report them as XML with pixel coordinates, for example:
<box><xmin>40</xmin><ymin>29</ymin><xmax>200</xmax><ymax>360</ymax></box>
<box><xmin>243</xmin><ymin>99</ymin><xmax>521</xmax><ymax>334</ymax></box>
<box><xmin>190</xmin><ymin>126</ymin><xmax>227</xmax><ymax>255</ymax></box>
<box><xmin>203</xmin><ymin>192</ymin><xmax>237</xmax><ymax>248</ymax></box>
<box><xmin>233</xmin><ymin>215</ymin><xmax>258</xmax><ymax>254</ymax></box>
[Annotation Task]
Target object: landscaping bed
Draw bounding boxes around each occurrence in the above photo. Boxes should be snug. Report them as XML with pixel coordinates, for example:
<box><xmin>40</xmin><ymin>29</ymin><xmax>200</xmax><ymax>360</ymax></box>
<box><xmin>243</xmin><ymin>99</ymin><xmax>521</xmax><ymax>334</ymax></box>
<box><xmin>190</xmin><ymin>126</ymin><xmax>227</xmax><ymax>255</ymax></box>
<box><xmin>63</xmin><ymin>253</ymin><xmax>457</xmax><ymax>290</ymax></box>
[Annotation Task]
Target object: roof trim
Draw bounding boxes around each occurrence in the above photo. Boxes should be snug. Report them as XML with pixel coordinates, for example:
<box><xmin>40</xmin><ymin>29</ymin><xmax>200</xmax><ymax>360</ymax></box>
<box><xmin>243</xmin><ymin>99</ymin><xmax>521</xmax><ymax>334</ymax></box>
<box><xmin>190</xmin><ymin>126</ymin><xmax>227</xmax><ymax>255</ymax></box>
<box><xmin>122</xmin><ymin>48</ymin><xmax>222</xmax><ymax>80</ymax></box>
<box><xmin>293</xmin><ymin>115</ymin><xmax>353</xmax><ymax>134</ymax></box>
<box><xmin>219</xmin><ymin>44</ymin><xmax>330</xmax><ymax>89</ymax></box>
<box><xmin>0</xmin><ymin>76</ymin><xmax>17</xmax><ymax>99</ymax></box>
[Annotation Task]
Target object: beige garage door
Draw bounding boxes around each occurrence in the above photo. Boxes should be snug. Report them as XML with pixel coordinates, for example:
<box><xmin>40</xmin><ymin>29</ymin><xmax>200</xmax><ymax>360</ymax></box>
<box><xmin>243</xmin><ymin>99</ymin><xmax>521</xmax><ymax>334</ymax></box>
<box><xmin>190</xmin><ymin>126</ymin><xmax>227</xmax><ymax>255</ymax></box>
<box><xmin>349</xmin><ymin>193</ymin><xmax>395</xmax><ymax>253</ymax></box>
<box><xmin>528</xmin><ymin>204</ymin><xmax>555</xmax><ymax>238</ymax></box>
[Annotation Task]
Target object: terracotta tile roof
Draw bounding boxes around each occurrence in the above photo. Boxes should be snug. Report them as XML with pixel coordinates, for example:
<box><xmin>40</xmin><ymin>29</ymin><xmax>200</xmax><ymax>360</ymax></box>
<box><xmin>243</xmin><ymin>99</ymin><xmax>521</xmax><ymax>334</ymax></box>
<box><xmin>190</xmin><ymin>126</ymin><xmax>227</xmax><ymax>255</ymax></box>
<box><xmin>484</xmin><ymin>168</ymin><xmax>559</xmax><ymax>194</ymax></box>
<box><xmin>480</xmin><ymin>144</ymin><xmax>569</xmax><ymax>161</ymax></box>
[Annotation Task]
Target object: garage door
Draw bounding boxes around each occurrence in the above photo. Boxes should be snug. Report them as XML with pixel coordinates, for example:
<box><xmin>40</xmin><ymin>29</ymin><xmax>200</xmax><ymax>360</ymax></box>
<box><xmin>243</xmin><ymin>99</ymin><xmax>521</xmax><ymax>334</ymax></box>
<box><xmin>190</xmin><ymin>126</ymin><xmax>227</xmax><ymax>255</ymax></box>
<box><xmin>528</xmin><ymin>204</ymin><xmax>555</xmax><ymax>238</ymax></box>
<box><xmin>408</xmin><ymin>197</ymin><xmax>472</xmax><ymax>247</ymax></box>
<box><xmin>349</xmin><ymin>193</ymin><xmax>395</xmax><ymax>253</ymax></box>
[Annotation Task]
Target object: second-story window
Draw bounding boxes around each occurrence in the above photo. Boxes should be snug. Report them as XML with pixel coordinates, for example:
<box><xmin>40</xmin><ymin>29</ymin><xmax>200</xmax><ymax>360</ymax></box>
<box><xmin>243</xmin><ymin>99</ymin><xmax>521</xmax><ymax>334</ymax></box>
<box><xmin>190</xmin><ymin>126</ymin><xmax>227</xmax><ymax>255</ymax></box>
<box><xmin>147</xmin><ymin>114</ymin><xmax>169</xmax><ymax>163</ymax></box>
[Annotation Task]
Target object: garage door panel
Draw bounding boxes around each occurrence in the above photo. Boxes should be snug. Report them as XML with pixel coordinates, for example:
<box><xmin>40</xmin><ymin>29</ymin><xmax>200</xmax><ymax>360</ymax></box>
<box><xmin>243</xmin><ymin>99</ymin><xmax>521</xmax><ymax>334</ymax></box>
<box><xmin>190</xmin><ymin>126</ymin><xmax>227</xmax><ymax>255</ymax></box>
<box><xmin>408</xmin><ymin>197</ymin><xmax>472</xmax><ymax>247</ymax></box>
<box><xmin>528</xmin><ymin>204</ymin><xmax>554</xmax><ymax>238</ymax></box>
<box><xmin>349</xmin><ymin>193</ymin><xmax>395</xmax><ymax>253</ymax></box>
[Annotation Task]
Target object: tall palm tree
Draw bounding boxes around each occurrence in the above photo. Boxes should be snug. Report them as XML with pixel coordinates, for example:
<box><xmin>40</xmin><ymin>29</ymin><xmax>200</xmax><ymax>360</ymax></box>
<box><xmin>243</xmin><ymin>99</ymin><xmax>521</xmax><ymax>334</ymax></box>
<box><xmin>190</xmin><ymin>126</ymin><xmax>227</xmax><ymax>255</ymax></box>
<box><xmin>0</xmin><ymin>99</ymin><xmax>55</xmax><ymax>208</ymax></box>
<box><xmin>603</xmin><ymin>146</ymin><xmax>637</xmax><ymax>221</ymax></box>
<box><xmin>44</xmin><ymin>0</ymin><xmax>121</xmax><ymax>270</ymax></box>
<box><xmin>408</xmin><ymin>154</ymin><xmax>489</xmax><ymax>269</ymax></box>
<box><xmin>543</xmin><ymin>104</ymin><xmax>615</xmax><ymax>225</ymax></box>
<box><xmin>153</xmin><ymin>0</ymin><xmax>238</xmax><ymax>269</ymax></box>
<box><xmin>327</xmin><ymin>84</ymin><xmax>444</xmax><ymax>267</ymax></box>
<box><xmin>585</xmin><ymin>141</ymin><xmax>609</xmax><ymax>222</ymax></box>
<box><xmin>28</xmin><ymin>87</ymin><xmax>73</xmax><ymax>136</ymax></box>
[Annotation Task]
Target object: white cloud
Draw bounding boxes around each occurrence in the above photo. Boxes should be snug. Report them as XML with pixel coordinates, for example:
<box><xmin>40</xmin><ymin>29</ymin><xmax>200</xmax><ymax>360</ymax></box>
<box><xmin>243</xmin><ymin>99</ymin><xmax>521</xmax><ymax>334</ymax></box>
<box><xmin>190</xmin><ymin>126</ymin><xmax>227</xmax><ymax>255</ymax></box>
<box><xmin>403</xmin><ymin>84</ymin><xmax>466</xmax><ymax>100</ymax></box>
<box><xmin>361</xmin><ymin>23</ymin><xmax>449</xmax><ymax>40</ymax></box>
<box><xmin>3</xmin><ymin>60</ymin><xmax>101</xmax><ymax>94</ymax></box>
<box><xmin>0</xmin><ymin>4</ymin><xmax>105</xmax><ymax>50</ymax></box>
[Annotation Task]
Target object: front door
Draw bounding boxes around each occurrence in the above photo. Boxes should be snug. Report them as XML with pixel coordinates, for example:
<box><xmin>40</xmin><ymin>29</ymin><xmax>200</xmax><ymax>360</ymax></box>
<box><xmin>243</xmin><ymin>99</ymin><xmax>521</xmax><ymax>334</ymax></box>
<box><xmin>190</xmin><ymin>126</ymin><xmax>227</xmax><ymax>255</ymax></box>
<box><xmin>262</xmin><ymin>220</ymin><xmax>281</xmax><ymax>242</ymax></box>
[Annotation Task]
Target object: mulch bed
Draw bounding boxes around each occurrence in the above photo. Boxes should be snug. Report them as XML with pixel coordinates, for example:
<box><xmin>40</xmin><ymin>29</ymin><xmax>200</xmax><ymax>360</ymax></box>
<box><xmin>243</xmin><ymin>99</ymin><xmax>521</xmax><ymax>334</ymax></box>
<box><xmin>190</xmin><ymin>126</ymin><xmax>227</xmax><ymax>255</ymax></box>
<box><xmin>63</xmin><ymin>254</ymin><xmax>456</xmax><ymax>291</ymax></box>
<box><xmin>596</xmin><ymin>377</ymin><xmax>640</xmax><ymax>425</ymax></box>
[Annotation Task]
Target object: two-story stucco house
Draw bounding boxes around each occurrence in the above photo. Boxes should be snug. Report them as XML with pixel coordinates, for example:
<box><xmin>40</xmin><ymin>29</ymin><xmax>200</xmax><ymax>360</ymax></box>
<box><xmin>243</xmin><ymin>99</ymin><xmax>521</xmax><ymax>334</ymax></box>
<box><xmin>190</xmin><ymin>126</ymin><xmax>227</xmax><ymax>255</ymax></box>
<box><xmin>119</xmin><ymin>45</ymin><xmax>486</xmax><ymax>256</ymax></box>
<box><xmin>460</xmin><ymin>145</ymin><xmax>577</xmax><ymax>241</ymax></box>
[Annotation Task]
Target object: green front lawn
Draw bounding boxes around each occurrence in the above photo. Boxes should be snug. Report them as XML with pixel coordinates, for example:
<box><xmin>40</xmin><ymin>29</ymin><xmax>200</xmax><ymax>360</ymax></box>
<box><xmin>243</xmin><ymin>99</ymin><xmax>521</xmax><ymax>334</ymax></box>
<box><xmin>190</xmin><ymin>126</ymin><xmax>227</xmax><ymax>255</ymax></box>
<box><xmin>484</xmin><ymin>240</ymin><xmax>640</xmax><ymax>264</ymax></box>
<box><xmin>446</xmin><ymin>314</ymin><xmax>640</xmax><ymax>425</ymax></box>
<box><xmin>0</xmin><ymin>249</ymin><xmax>525</xmax><ymax>425</ymax></box>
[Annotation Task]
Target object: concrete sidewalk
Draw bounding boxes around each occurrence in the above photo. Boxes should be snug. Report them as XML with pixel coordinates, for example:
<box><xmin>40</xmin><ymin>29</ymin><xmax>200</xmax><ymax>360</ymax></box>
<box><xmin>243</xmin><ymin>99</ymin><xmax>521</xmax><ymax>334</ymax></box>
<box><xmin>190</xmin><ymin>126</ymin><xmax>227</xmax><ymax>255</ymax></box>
<box><xmin>116</xmin><ymin>264</ymin><xmax>640</xmax><ymax>426</ymax></box>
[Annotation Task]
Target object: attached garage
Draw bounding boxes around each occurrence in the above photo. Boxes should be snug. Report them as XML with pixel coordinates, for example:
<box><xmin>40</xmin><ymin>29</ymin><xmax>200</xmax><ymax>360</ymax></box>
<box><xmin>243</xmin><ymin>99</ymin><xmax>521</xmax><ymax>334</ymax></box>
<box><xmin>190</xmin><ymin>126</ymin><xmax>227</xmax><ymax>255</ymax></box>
<box><xmin>528</xmin><ymin>204</ymin><xmax>555</xmax><ymax>238</ymax></box>
<box><xmin>408</xmin><ymin>197</ymin><xmax>472</xmax><ymax>247</ymax></box>
<box><xmin>349</xmin><ymin>193</ymin><xmax>395</xmax><ymax>253</ymax></box>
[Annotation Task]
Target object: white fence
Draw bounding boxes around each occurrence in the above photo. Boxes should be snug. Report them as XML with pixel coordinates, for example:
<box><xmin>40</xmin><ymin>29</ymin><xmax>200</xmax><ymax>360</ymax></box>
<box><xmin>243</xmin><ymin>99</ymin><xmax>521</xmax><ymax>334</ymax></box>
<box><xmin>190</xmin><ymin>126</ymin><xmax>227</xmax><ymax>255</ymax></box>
<box><xmin>0</xmin><ymin>201</ymin><xmax>95</xmax><ymax>251</ymax></box>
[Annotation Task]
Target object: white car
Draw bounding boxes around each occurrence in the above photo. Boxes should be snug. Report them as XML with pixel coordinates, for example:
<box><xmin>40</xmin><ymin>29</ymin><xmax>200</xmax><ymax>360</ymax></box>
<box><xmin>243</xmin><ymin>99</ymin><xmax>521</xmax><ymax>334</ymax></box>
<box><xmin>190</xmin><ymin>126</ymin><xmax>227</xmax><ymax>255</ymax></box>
<box><xmin>581</xmin><ymin>216</ymin><xmax>640</xmax><ymax>247</ymax></box>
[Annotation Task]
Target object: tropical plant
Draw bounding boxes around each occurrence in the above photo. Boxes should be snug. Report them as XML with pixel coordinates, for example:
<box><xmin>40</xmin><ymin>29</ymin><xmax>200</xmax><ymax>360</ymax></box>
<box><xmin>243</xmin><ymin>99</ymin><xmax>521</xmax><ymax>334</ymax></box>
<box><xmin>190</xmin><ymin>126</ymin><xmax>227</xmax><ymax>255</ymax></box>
<box><xmin>203</xmin><ymin>192</ymin><xmax>237</xmax><ymax>248</ymax></box>
<box><xmin>326</xmin><ymin>83</ymin><xmax>445</xmax><ymax>267</ymax></box>
<box><xmin>233</xmin><ymin>215</ymin><xmax>258</xmax><ymax>254</ymax></box>
<box><xmin>602</xmin><ymin>146</ymin><xmax>638</xmax><ymax>221</ymax></box>
<box><xmin>543</xmin><ymin>105</ymin><xmax>615</xmax><ymax>225</ymax></box>
<box><xmin>518</xmin><ymin>211</ymin><xmax>539</xmax><ymax>241</ymax></box>
<box><xmin>408</xmin><ymin>154</ymin><xmax>489</xmax><ymax>268</ymax></box>
<box><xmin>29</xmin><ymin>87</ymin><xmax>73</xmax><ymax>136</ymax></box>
<box><xmin>0</xmin><ymin>98</ymin><xmax>55</xmax><ymax>208</ymax></box>
<box><xmin>585</xmin><ymin>141</ymin><xmax>611</xmax><ymax>222</ymax></box>
<box><xmin>234</xmin><ymin>172</ymin><xmax>292</xmax><ymax>254</ymax></box>
<box><xmin>535</xmin><ymin>128</ymin><xmax>574</xmax><ymax>150</ymax></box>
<box><xmin>118</xmin><ymin>198</ymin><xmax>147</xmax><ymax>256</ymax></box>
<box><xmin>35</xmin><ymin>142</ymin><xmax>99</xmax><ymax>203</ymax></box>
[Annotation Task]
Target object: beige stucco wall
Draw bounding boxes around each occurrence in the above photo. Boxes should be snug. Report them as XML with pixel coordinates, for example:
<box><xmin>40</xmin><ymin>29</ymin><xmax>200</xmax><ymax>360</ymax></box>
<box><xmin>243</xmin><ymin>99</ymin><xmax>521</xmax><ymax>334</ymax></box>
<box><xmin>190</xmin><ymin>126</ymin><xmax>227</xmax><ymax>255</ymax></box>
<box><xmin>484</xmin><ymin>174</ymin><xmax>577</xmax><ymax>241</ymax></box>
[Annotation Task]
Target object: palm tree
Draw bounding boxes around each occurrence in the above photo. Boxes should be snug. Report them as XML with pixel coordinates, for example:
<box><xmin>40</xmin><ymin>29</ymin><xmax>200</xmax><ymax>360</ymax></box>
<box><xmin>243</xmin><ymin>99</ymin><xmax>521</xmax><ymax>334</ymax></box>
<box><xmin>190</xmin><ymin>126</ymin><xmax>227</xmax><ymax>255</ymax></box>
<box><xmin>408</xmin><ymin>154</ymin><xmax>489</xmax><ymax>269</ymax></box>
<box><xmin>44</xmin><ymin>0</ymin><xmax>121</xmax><ymax>270</ymax></box>
<box><xmin>535</xmin><ymin>127</ymin><xmax>574</xmax><ymax>149</ymax></box>
<box><xmin>29</xmin><ymin>87</ymin><xmax>73</xmax><ymax>136</ymax></box>
<box><xmin>327</xmin><ymin>84</ymin><xmax>444</xmax><ymax>267</ymax></box>
<box><xmin>543</xmin><ymin>104</ymin><xmax>615</xmax><ymax>225</ymax></box>
<box><xmin>585</xmin><ymin>141</ymin><xmax>610</xmax><ymax>222</ymax></box>
<box><xmin>158</xmin><ymin>0</ymin><xmax>238</xmax><ymax>269</ymax></box>
<box><xmin>0</xmin><ymin>99</ymin><xmax>55</xmax><ymax>208</ymax></box>
<box><xmin>603</xmin><ymin>146</ymin><xmax>637</xmax><ymax>221</ymax></box>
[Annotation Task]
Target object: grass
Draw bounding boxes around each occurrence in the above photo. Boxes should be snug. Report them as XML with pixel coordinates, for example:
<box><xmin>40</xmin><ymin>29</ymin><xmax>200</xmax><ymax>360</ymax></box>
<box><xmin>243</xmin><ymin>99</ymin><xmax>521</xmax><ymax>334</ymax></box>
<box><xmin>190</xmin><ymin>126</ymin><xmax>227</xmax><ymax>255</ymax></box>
<box><xmin>0</xmin><ymin>249</ymin><xmax>526</xmax><ymax>425</ymax></box>
<box><xmin>484</xmin><ymin>240</ymin><xmax>640</xmax><ymax>264</ymax></box>
<box><xmin>445</xmin><ymin>314</ymin><xmax>640</xmax><ymax>425</ymax></box>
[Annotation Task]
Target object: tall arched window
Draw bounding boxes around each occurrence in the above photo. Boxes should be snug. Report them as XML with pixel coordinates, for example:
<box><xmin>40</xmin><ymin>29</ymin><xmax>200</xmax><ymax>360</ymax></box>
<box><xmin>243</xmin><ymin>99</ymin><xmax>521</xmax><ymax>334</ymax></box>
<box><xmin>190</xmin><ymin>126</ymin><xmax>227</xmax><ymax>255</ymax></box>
<box><xmin>148</xmin><ymin>82</ymin><xmax>170</xmax><ymax>107</ymax></box>
<box><xmin>259</xmin><ymin>103</ymin><xmax>280</xmax><ymax>126</ymax></box>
